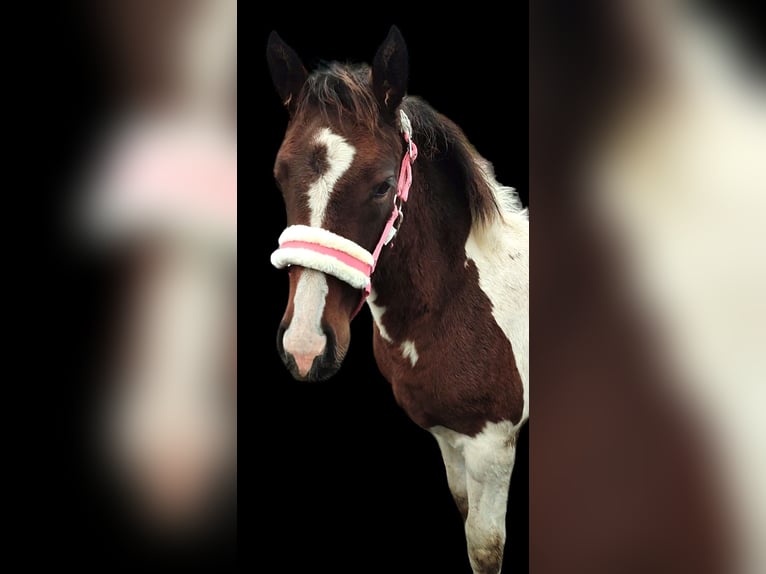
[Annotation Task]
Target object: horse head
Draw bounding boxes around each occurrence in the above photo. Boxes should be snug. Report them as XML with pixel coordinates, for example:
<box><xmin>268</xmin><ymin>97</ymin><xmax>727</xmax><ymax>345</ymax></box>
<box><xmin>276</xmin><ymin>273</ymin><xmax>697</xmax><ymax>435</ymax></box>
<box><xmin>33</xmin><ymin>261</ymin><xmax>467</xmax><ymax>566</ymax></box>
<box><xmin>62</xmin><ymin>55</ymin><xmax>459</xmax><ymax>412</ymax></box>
<box><xmin>267</xmin><ymin>27</ymin><xmax>412</xmax><ymax>381</ymax></box>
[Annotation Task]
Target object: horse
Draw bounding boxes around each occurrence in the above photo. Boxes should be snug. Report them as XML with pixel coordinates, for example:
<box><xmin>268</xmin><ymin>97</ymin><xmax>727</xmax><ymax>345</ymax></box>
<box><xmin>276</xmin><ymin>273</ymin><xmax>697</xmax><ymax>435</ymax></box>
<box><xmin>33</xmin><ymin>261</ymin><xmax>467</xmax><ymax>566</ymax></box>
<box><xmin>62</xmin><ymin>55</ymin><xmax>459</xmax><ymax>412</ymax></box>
<box><xmin>266</xmin><ymin>26</ymin><xmax>528</xmax><ymax>574</ymax></box>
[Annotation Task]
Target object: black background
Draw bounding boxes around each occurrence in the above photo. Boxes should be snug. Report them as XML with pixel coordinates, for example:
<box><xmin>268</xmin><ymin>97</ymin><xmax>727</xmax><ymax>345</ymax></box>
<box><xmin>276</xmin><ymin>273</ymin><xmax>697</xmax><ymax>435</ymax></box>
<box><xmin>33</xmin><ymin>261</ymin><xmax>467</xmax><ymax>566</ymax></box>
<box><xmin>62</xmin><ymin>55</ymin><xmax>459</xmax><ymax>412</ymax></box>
<box><xmin>256</xmin><ymin>12</ymin><xmax>528</xmax><ymax>574</ymax></box>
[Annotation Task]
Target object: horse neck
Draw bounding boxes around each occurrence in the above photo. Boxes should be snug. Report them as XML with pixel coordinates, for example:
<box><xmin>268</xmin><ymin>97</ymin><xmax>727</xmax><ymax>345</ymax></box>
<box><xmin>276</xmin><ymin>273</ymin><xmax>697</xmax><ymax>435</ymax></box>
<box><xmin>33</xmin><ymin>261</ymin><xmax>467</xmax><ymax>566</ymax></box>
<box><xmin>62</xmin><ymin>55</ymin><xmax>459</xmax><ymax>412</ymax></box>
<box><xmin>370</xmin><ymin>154</ymin><xmax>473</xmax><ymax>319</ymax></box>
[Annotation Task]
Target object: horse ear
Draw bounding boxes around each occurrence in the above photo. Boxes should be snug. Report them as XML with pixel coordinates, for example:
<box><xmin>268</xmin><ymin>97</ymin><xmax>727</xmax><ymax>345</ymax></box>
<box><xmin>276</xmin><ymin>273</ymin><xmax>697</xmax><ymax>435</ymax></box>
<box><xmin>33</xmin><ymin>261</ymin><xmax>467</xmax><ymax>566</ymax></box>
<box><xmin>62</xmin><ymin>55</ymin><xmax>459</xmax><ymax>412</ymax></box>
<box><xmin>267</xmin><ymin>31</ymin><xmax>308</xmax><ymax>114</ymax></box>
<box><xmin>372</xmin><ymin>26</ymin><xmax>409</xmax><ymax>117</ymax></box>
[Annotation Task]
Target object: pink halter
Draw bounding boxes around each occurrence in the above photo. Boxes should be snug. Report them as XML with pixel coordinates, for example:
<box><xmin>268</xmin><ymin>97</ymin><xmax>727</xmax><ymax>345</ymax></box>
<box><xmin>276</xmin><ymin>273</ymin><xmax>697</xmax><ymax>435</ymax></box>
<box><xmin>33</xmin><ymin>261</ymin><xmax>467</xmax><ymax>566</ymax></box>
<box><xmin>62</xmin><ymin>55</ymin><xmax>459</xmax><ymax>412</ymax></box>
<box><xmin>271</xmin><ymin>110</ymin><xmax>418</xmax><ymax>318</ymax></box>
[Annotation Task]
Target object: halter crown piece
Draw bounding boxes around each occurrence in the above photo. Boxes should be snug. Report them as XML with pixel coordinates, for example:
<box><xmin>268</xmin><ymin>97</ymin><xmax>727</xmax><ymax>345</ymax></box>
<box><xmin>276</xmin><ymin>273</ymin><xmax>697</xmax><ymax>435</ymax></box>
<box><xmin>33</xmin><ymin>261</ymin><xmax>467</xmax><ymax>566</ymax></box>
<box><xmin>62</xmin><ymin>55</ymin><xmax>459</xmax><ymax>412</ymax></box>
<box><xmin>271</xmin><ymin>109</ymin><xmax>418</xmax><ymax>318</ymax></box>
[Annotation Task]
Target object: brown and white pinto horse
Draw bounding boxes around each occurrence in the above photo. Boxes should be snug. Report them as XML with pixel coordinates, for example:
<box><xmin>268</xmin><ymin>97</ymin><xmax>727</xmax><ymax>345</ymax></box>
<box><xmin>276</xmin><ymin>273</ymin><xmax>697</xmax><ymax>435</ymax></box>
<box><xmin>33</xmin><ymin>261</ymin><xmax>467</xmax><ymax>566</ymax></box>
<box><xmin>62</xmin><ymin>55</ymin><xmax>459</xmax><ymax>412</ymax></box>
<box><xmin>267</xmin><ymin>27</ymin><xmax>528</xmax><ymax>574</ymax></box>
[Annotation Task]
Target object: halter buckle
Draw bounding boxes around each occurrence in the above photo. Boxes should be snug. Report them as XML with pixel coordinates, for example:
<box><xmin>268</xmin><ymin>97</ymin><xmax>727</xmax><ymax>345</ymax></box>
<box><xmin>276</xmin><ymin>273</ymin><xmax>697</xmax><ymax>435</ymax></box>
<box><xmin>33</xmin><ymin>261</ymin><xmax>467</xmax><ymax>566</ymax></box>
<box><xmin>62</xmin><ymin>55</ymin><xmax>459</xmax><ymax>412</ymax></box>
<box><xmin>399</xmin><ymin>110</ymin><xmax>414</xmax><ymax>159</ymax></box>
<box><xmin>395</xmin><ymin>204</ymin><xmax>404</xmax><ymax>229</ymax></box>
<box><xmin>384</xmin><ymin>197</ymin><xmax>405</xmax><ymax>246</ymax></box>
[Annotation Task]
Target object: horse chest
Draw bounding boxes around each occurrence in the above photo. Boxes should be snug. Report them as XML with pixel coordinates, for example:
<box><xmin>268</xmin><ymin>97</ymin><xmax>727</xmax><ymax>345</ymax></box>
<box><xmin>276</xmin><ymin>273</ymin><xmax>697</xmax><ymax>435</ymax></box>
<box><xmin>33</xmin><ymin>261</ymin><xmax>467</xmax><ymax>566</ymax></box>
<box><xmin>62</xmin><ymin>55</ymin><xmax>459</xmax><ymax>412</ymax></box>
<box><xmin>372</xmin><ymin>338</ymin><xmax>441</xmax><ymax>428</ymax></box>
<box><xmin>371</xmin><ymin>326</ymin><xmax>523</xmax><ymax>436</ymax></box>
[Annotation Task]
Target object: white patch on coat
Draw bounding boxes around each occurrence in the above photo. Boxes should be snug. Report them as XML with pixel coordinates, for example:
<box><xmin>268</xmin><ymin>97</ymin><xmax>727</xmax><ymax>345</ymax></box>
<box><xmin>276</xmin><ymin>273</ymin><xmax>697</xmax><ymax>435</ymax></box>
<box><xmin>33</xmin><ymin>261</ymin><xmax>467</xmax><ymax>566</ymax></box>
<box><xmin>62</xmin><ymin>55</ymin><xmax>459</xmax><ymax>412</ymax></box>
<box><xmin>308</xmin><ymin>128</ymin><xmax>356</xmax><ymax>227</ymax></box>
<box><xmin>367</xmin><ymin>288</ymin><xmax>393</xmax><ymax>343</ymax></box>
<box><xmin>432</xmin><ymin>428</ymin><xmax>468</xmax><ymax>519</ymax></box>
<box><xmin>431</xmin><ymin>421</ymin><xmax>517</xmax><ymax>573</ymax></box>
<box><xmin>400</xmin><ymin>340</ymin><xmax>419</xmax><ymax>367</ymax></box>
<box><xmin>283</xmin><ymin>269</ymin><xmax>329</xmax><ymax>375</ymax></box>
<box><xmin>464</xmin><ymin>203</ymin><xmax>530</xmax><ymax>426</ymax></box>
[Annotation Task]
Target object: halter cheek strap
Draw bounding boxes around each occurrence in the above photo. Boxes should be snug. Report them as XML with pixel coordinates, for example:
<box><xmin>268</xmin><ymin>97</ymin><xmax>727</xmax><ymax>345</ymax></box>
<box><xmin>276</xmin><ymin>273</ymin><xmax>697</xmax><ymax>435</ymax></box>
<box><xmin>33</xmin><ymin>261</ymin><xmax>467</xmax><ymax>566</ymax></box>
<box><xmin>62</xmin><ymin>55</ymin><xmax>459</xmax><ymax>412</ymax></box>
<box><xmin>270</xmin><ymin>109</ymin><xmax>418</xmax><ymax>319</ymax></box>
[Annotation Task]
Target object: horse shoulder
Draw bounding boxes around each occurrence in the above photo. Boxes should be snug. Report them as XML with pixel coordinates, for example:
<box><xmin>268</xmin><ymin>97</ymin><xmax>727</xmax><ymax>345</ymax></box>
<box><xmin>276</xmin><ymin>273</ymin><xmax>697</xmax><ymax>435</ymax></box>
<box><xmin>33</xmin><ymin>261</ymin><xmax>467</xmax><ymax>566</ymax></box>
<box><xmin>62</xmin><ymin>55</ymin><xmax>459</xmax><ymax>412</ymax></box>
<box><xmin>464</xmin><ymin>215</ymin><xmax>529</xmax><ymax>421</ymax></box>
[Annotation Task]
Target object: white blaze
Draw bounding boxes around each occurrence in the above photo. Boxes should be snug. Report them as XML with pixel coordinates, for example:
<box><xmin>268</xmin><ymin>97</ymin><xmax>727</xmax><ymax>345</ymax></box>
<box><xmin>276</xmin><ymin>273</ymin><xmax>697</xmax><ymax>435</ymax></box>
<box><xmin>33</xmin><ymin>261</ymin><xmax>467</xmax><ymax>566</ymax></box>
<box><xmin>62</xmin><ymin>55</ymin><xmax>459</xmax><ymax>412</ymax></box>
<box><xmin>283</xmin><ymin>128</ymin><xmax>355</xmax><ymax>376</ymax></box>
<box><xmin>283</xmin><ymin>269</ymin><xmax>329</xmax><ymax>376</ymax></box>
<box><xmin>367</xmin><ymin>288</ymin><xmax>393</xmax><ymax>343</ymax></box>
<box><xmin>308</xmin><ymin>128</ymin><xmax>356</xmax><ymax>227</ymax></box>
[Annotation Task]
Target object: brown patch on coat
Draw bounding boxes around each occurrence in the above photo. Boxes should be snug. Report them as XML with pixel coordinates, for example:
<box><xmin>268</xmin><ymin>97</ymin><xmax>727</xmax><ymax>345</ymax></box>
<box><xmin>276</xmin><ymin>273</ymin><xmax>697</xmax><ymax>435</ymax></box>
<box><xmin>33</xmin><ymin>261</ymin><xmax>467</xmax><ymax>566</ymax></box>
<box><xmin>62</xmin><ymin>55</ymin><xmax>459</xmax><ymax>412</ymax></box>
<box><xmin>369</xmin><ymin>155</ymin><xmax>524</xmax><ymax>437</ymax></box>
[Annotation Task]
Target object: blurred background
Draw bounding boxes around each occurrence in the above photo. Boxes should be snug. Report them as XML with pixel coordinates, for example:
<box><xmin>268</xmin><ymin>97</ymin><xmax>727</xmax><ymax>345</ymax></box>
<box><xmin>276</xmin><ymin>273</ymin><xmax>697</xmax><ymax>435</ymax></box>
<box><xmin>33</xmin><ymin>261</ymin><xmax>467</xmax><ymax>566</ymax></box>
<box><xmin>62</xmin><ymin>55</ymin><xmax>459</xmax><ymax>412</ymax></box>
<box><xmin>29</xmin><ymin>0</ymin><xmax>237</xmax><ymax>569</ymax></box>
<box><xmin>531</xmin><ymin>1</ymin><xmax>764</xmax><ymax>573</ymax></box>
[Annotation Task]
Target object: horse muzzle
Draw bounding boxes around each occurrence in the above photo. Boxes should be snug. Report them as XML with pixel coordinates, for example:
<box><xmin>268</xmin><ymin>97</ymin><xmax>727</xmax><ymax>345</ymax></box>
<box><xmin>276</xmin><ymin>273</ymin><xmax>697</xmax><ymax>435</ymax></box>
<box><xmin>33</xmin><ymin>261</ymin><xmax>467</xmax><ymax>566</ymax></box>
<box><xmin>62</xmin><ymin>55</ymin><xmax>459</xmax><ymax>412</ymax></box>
<box><xmin>277</xmin><ymin>321</ymin><xmax>341</xmax><ymax>382</ymax></box>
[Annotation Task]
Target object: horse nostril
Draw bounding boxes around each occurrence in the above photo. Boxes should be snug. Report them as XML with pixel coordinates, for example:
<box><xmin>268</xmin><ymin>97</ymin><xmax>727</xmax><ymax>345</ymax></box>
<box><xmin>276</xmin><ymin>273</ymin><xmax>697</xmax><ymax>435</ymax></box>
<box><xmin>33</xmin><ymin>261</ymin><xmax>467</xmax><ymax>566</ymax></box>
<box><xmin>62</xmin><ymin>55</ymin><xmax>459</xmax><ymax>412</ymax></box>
<box><xmin>281</xmin><ymin>321</ymin><xmax>328</xmax><ymax>379</ymax></box>
<box><xmin>277</xmin><ymin>320</ymin><xmax>341</xmax><ymax>381</ymax></box>
<box><xmin>322</xmin><ymin>325</ymin><xmax>336</xmax><ymax>360</ymax></box>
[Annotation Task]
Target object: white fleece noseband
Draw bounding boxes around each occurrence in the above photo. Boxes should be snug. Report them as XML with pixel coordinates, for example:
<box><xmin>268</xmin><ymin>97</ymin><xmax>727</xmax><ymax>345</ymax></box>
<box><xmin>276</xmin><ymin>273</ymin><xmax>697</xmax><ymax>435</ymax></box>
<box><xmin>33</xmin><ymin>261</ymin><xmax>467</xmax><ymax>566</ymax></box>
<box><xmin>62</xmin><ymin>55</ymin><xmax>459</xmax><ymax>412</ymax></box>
<box><xmin>270</xmin><ymin>225</ymin><xmax>374</xmax><ymax>290</ymax></box>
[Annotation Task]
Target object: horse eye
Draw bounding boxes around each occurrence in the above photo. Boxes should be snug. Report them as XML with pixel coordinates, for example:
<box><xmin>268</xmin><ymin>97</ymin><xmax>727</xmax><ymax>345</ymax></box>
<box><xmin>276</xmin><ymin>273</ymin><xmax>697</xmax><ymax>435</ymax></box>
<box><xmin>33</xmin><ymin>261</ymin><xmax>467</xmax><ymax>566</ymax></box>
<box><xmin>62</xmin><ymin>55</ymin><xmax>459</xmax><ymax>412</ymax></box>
<box><xmin>373</xmin><ymin>179</ymin><xmax>394</xmax><ymax>198</ymax></box>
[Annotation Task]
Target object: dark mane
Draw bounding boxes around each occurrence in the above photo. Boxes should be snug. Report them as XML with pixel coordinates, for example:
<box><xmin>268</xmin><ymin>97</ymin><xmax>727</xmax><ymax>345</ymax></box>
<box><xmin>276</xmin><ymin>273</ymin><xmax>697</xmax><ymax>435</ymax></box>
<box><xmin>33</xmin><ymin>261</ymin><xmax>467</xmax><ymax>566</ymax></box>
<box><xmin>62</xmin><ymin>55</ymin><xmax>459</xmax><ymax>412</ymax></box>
<box><xmin>295</xmin><ymin>62</ymin><xmax>380</xmax><ymax>132</ymax></box>
<box><xmin>401</xmin><ymin>96</ymin><xmax>504</xmax><ymax>225</ymax></box>
<box><xmin>297</xmin><ymin>62</ymin><xmax>506</xmax><ymax>225</ymax></box>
